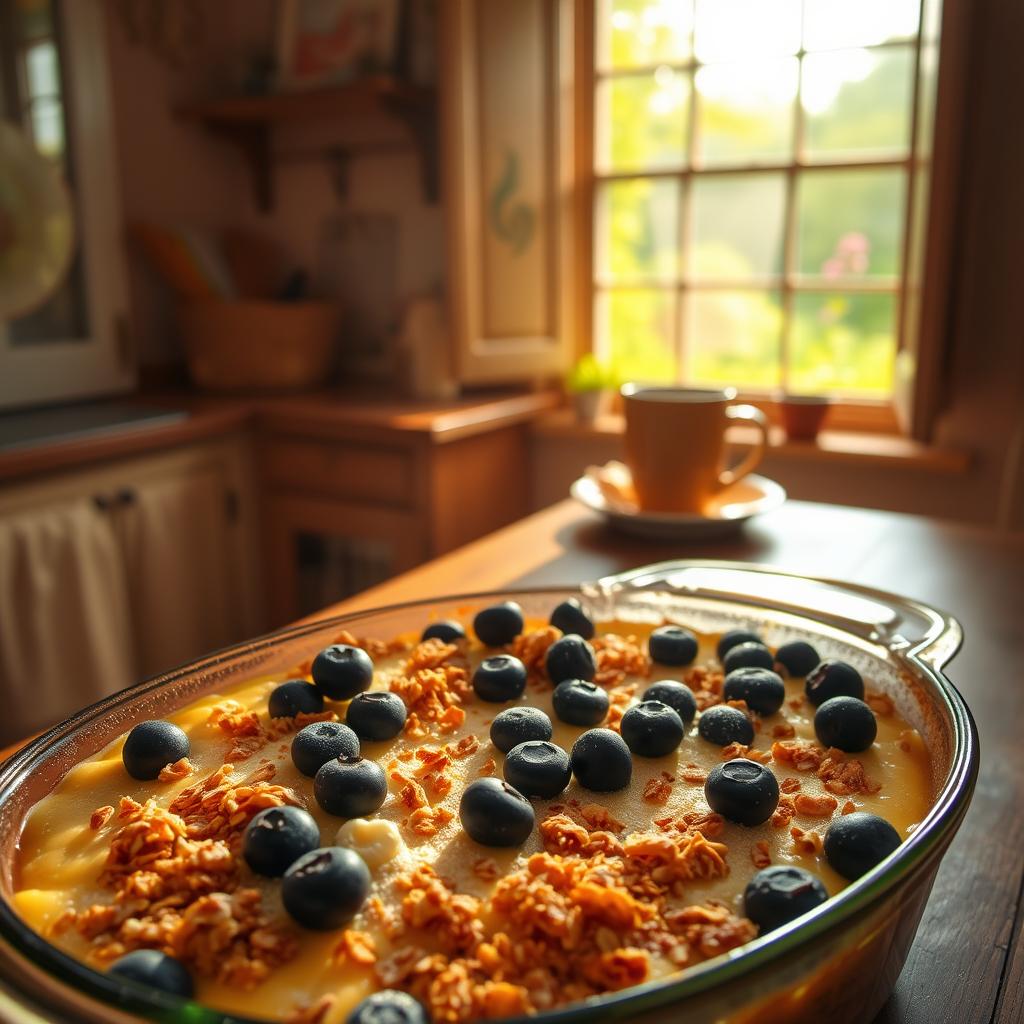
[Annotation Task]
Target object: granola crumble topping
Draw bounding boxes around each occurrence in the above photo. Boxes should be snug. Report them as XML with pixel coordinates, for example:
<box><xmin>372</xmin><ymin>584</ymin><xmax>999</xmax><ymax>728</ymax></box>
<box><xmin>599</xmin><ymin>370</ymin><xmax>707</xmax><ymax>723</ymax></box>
<box><xmin>591</xmin><ymin>634</ymin><xmax>650</xmax><ymax>688</ymax></box>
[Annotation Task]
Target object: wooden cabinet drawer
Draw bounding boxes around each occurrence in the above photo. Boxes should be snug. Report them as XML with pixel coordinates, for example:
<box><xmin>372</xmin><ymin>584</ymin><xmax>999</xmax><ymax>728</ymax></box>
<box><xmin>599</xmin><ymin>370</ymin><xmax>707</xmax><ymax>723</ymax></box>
<box><xmin>263</xmin><ymin>440</ymin><xmax>413</xmax><ymax>506</ymax></box>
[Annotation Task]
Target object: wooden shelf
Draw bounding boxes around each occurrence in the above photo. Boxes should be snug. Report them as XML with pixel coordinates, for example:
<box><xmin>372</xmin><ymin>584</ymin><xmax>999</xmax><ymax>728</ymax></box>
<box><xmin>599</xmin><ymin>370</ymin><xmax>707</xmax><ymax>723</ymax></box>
<box><xmin>176</xmin><ymin>76</ymin><xmax>438</xmax><ymax>210</ymax></box>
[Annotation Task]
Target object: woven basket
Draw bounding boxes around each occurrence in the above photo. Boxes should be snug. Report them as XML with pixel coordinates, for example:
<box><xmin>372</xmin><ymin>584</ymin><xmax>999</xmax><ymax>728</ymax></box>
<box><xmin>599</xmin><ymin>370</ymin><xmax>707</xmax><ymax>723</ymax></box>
<box><xmin>178</xmin><ymin>300</ymin><xmax>339</xmax><ymax>392</ymax></box>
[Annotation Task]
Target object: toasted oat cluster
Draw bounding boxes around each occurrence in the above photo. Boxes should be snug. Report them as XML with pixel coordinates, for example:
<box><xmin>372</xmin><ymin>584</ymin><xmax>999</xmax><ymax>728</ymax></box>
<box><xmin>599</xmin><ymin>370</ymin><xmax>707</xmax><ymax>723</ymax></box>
<box><xmin>14</xmin><ymin>606</ymin><xmax>932</xmax><ymax>1023</ymax></box>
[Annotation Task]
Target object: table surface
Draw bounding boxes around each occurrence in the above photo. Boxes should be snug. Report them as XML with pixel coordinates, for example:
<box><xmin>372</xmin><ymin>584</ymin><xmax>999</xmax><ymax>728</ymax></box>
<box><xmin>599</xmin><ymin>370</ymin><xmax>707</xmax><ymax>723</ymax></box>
<box><xmin>329</xmin><ymin>498</ymin><xmax>1023</xmax><ymax>1024</ymax></box>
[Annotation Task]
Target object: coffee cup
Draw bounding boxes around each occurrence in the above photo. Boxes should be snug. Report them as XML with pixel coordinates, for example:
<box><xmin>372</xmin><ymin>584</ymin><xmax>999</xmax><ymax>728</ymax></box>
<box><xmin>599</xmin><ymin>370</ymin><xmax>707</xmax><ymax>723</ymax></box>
<box><xmin>621</xmin><ymin>384</ymin><xmax>769</xmax><ymax>514</ymax></box>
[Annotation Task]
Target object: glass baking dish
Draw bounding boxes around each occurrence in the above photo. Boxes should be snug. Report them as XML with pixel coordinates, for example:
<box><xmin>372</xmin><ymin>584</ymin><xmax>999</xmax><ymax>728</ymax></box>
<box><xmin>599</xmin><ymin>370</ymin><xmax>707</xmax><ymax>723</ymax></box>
<box><xmin>0</xmin><ymin>561</ymin><xmax>979</xmax><ymax>1024</ymax></box>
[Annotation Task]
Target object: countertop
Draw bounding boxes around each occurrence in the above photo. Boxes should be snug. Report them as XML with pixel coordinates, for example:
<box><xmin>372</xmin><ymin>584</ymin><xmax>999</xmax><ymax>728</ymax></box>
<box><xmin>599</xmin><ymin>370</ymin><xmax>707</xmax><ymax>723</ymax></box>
<box><xmin>0</xmin><ymin>389</ymin><xmax>560</xmax><ymax>485</ymax></box>
<box><xmin>324</xmin><ymin>498</ymin><xmax>1023</xmax><ymax>1024</ymax></box>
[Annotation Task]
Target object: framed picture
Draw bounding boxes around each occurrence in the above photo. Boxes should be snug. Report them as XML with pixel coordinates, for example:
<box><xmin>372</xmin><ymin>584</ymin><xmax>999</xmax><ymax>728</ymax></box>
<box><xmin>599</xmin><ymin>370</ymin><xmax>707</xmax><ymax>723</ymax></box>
<box><xmin>276</xmin><ymin>0</ymin><xmax>401</xmax><ymax>91</ymax></box>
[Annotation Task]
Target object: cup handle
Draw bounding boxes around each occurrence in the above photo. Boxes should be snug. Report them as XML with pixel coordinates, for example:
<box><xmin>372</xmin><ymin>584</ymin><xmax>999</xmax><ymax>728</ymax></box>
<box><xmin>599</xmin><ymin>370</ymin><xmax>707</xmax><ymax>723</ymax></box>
<box><xmin>718</xmin><ymin>404</ymin><xmax>769</xmax><ymax>488</ymax></box>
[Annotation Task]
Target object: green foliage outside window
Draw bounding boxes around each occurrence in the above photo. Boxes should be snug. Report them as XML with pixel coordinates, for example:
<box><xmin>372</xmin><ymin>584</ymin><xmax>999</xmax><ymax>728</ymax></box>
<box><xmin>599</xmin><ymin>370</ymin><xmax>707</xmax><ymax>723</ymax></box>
<box><xmin>595</xmin><ymin>0</ymin><xmax>929</xmax><ymax>398</ymax></box>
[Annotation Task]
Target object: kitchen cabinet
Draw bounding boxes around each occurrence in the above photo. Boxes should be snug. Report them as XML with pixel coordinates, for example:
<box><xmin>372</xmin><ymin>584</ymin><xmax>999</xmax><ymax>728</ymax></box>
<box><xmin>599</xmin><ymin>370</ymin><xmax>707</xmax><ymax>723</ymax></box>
<box><xmin>440</xmin><ymin>0</ymin><xmax>580</xmax><ymax>383</ymax></box>
<box><xmin>0</xmin><ymin>437</ymin><xmax>259</xmax><ymax>741</ymax></box>
<box><xmin>260</xmin><ymin>414</ymin><xmax>533</xmax><ymax>625</ymax></box>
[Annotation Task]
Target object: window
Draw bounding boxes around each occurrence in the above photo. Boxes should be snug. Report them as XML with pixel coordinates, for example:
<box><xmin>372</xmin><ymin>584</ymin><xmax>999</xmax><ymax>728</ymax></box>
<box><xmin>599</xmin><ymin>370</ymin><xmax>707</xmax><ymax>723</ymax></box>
<box><xmin>0</xmin><ymin>0</ymin><xmax>89</xmax><ymax>347</ymax></box>
<box><xmin>591</xmin><ymin>0</ymin><xmax>942</xmax><ymax>410</ymax></box>
<box><xmin>0</xmin><ymin>0</ymin><xmax>130</xmax><ymax>409</ymax></box>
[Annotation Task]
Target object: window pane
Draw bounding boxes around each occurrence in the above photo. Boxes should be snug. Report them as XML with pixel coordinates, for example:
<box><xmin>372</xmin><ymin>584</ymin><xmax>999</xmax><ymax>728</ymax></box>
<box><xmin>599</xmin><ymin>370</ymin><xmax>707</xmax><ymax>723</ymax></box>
<box><xmin>790</xmin><ymin>292</ymin><xmax>897</xmax><ymax>396</ymax></box>
<box><xmin>694</xmin><ymin>0</ymin><xmax>801</xmax><ymax>62</ymax></box>
<box><xmin>596</xmin><ymin>290</ymin><xmax>677</xmax><ymax>382</ymax></box>
<box><xmin>802</xmin><ymin>47</ymin><xmax>914</xmax><ymax>159</ymax></box>
<box><xmin>803</xmin><ymin>0</ymin><xmax>921</xmax><ymax>50</ymax></box>
<box><xmin>797</xmin><ymin>169</ymin><xmax>906</xmax><ymax>278</ymax></box>
<box><xmin>685</xmin><ymin>290</ymin><xmax>783</xmax><ymax>388</ymax></box>
<box><xmin>916</xmin><ymin>43</ymin><xmax>939</xmax><ymax>157</ymax></box>
<box><xmin>29</xmin><ymin>97</ymin><xmax>64</xmax><ymax>157</ymax></box>
<box><xmin>25</xmin><ymin>40</ymin><xmax>60</xmax><ymax>98</ymax></box>
<box><xmin>690</xmin><ymin>173</ymin><xmax>785</xmax><ymax>279</ymax></box>
<box><xmin>695</xmin><ymin>58</ymin><xmax>797</xmax><ymax>165</ymax></box>
<box><xmin>14</xmin><ymin>0</ymin><xmax>54</xmax><ymax>40</ymax></box>
<box><xmin>595</xmin><ymin>69</ymin><xmax>689</xmax><ymax>172</ymax></box>
<box><xmin>597</xmin><ymin>0</ymin><xmax>693</xmax><ymax>69</ymax></box>
<box><xmin>597</xmin><ymin>179</ymin><xmax>680</xmax><ymax>283</ymax></box>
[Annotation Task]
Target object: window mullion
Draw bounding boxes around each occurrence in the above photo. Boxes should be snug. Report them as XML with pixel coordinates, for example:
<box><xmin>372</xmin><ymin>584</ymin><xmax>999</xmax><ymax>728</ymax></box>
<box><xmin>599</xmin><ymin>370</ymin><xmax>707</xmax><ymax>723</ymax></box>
<box><xmin>677</xmin><ymin>17</ymin><xmax>699</xmax><ymax>385</ymax></box>
<box><xmin>896</xmin><ymin>5</ymin><xmax>927</xmax><ymax>359</ymax></box>
<box><xmin>780</xmin><ymin>10</ymin><xmax>808</xmax><ymax>396</ymax></box>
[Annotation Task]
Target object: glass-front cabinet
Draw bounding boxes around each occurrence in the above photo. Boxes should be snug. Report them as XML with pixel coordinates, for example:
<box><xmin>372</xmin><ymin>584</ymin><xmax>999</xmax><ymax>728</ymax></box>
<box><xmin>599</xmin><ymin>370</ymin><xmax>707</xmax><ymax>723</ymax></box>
<box><xmin>0</xmin><ymin>0</ymin><xmax>131</xmax><ymax>409</ymax></box>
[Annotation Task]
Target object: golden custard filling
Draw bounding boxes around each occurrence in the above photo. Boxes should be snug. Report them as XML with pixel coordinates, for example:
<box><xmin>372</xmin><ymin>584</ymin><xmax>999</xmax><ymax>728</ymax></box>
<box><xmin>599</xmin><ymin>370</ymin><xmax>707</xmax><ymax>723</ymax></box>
<box><xmin>13</xmin><ymin>615</ymin><xmax>932</xmax><ymax>1024</ymax></box>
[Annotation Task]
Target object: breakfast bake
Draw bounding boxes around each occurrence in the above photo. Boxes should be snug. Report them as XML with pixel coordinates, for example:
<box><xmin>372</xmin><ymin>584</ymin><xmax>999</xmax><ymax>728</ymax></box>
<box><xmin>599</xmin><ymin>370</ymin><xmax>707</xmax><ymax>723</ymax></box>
<box><xmin>12</xmin><ymin>597</ymin><xmax>932</xmax><ymax>1024</ymax></box>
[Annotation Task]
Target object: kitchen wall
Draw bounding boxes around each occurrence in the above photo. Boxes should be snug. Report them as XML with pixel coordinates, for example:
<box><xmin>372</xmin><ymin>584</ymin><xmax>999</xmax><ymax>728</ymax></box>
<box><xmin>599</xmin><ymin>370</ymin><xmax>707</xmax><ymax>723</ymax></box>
<box><xmin>102</xmin><ymin>0</ymin><xmax>444</xmax><ymax>371</ymax></box>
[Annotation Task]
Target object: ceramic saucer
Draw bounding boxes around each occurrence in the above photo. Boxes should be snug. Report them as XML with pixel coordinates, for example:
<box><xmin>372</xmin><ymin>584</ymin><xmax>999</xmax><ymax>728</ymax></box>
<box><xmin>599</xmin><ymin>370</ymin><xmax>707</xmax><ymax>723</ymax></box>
<box><xmin>570</xmin><ymin>464</ymin><xmax>786</xmax><ymax>540</ymax></box>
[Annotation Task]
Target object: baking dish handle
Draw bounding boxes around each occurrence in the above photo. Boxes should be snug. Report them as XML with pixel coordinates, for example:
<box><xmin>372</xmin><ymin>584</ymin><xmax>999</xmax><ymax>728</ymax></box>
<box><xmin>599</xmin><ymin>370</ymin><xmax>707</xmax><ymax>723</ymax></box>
<box><xmin>585</xmin><ymin>560</ymin><xmax>963</xmax><ymax>671</ymax></box>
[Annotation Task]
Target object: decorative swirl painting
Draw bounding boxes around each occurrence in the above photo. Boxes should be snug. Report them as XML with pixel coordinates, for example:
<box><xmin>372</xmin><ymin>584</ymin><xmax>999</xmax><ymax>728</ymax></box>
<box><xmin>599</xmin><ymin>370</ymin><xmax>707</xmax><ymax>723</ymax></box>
<box><xmin>488</xmin><ymin>150</ymin><xmax>536</xmax><ymax>257</ymax></box>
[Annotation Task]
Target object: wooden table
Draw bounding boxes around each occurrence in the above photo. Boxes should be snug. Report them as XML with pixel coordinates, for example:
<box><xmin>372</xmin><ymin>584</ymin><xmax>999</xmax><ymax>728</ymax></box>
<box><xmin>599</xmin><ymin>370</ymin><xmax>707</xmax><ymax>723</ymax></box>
<box><xmin>331</xmin><ymin>498</ymin><xmax>1023</xmax><ymax>1024</ymax></box>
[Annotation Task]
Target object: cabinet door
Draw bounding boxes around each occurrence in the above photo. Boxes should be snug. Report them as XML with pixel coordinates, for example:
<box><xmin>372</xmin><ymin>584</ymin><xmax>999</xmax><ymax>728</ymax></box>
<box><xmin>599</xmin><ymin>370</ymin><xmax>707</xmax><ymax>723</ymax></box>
<box><xmin>266</xmin><ymin>494</ymin><xmax>424</xmax><ymax>627</ymax></box>
<box><xmin>0</xmin><ymin>494</ymin><xmax>135</xmax><ymax>741</ymax></box>
<box><xmin>441</xmin><ymin>0</ymin><xmax>578</xmax><ymax>383</ymax></box>
<box><xmin>117</xmin><ymin>464</ymin><xmax>235</xmax><ymax>679</ymax></box>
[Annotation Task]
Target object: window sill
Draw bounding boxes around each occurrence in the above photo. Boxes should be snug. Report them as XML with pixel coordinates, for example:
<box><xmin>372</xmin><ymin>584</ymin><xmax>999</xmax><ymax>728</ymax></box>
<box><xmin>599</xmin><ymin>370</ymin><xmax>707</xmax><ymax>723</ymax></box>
<box><xmin>533</xmin><ymin>410</ymin><xmax>970</xmax><ymax>474</ymax></box>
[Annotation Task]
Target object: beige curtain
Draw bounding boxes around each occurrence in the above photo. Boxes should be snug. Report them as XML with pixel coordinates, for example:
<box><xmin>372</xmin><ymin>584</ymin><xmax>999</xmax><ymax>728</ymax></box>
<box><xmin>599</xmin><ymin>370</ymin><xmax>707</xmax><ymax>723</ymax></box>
<box><xmin>0</xmin><ymin>497</ymin><xmax>135</xmax><ymax>742</ymax></box>
<box><xmin>118</xmin><ymin>466</ymin><xmax>233</xmax><ymax>680</ymax></box>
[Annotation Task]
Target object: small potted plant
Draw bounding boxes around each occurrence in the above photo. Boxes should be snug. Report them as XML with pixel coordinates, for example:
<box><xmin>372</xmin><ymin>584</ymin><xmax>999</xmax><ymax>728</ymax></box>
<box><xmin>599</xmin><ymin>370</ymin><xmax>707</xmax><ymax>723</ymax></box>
<box><xmin>566</xmin><ymin>354</ymin><xmax>618</xmax><ymax>423</ymax></box>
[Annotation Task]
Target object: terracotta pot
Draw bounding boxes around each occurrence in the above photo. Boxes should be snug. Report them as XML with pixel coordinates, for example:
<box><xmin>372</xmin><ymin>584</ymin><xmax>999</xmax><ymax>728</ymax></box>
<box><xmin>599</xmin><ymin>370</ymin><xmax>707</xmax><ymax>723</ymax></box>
<box><xmin>779</xmin><ymin>396</ymin><xmax>831</xmax><ymax>441</ymax></box>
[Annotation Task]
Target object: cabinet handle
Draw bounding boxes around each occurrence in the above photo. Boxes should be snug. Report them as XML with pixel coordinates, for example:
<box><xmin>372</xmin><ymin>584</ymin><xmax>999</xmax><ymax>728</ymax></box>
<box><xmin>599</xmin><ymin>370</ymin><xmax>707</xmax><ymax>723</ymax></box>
<box><xmin>93</xmin><ymin>493</ymin><xmax>112</xmax><ymax>512</ymax></box>
<box><xmin>116</xmin><ymin>488</ymin><xmax>137</xmax><ymax>507</ymax></box>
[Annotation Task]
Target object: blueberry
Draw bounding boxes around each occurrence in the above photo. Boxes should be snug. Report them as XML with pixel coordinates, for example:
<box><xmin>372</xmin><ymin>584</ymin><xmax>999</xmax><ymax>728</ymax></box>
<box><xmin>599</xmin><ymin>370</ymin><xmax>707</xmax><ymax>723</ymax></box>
<box><xmin>698</xmin><ymin>705</ymin><xmax>755</xmax><ymax>746</ymax></box>
<box><xmin>545</xmin><ymin>634</ymin><xmax>597</xmax><ymax>684</ymax></box>
<box><xmin>459</xmin><ymin>777</ymin><xmax>535</xmax><ymax>846</ymax></box>
<box><xmin>282</xmin><ymin>846</ymin><xmax>371</xmax><ymax>930</ymax></box>
<box><xmin>704</xmin><ymin>758</ymin><xmax>780</xmax><ymax>825</ymax></box>
<box><xmin>242</xmin><ymin>805</ymin><xmax>321</xmax><ymax>877</ymax></box>
<box><xmin>348</xmin><ymin>990</ymin><xmax>429</xmax><ymax>1024</ymax></box>
<box><xmin>552</xmin><ymin>679</ymin><xmax>609</xmax><ymax>726</ymax></box>
<box><xmin>291</xmin><ymin>720</ymin><xmax>360</xmax><ymax>777</ymax></box>
<box><xmin>642</xmin><ymin>680</ymin><xmax>697</xmax><ymax>723</ymax></box>
<box><xmin>314</xmin><ymin>756</ymin><xmax>388</xmax><ymax>818</ymax></box>
<box><xmin>108</xmin><ymin>949</ymin><xmax>193</xmax><ymax>999</ymax></box>
<box><xmin>503</xmin><ymin>740</ymin><xmax>572</xmax><ymax>798</ymax></box>
<box><xmin>421</xmin><ymin>619</ymin><xmax>466</xmax><ymax>644</ymax></box>
<box><xmin>824</xmin><ymin>812</ymin><xmax>901</xmax><ymax>880</ymax></box>
<box><xmin>805</xmin><ymin>660</ymin><xmax>864</xmax><ymax>707</ymax></box>
<box><xmin>774</xmin><ymin>640</ymin><xmax>820</xmax><ymax>678</ymax></box>
<box><xmin>717</xmin><ymin>629</ymin><xmax>762</xmax><ymax>661</ymax></box>
<box><xmin>473</xmin><ymin>601</ymin><xmax>524</xmax><ymax>646</ymax></box>
<box><xmin>122</xmin><ymin>721</ymin><xmax>190</xmax><ymax>781</ymax></box>
<box><xmin>473</xmin><ymin>655</ymin><xmax>527</xmax><ymax>702</ymax></box>
<box><xmin>268</xmin><ymin>680</ymin><xmax>324</xmax><ymax>719</ymax></box>
<box><xmin>570</xmin><ymin>728</ymin><xmax>632</xmax><ymax>792</ymax></box>
<box><xmin>490</xmin><ymin>706</ymin><xmax>553</xmax><ymax>753</ymax></box>
<box><xmin>722</xmin><ymin>667</ymin><xmax>786</xmax><ymax>716</ymax></box>
<box><xmin>814</xmin><ymin>696</ymin><xmax>877</xmax><ymax>752</ymax></box>
<box><xmin>723</xmin><ymin>642</ymin><xmax>775</xmax><ymax>674</ymax></box>
<box><xmin>346</xmin><ymin>691</ymin><xmax>407</xmax><ymax>741</ymax></box>
<box><xmin>549</xmin><ymin>598</ymin><xmax>595</xmax><ymax>640</ymax></box>
<box><xmin>311</xmin><ymin>644</ymin><xmax>374</xmax><ymax>701</ymax></box>
<box><xmin>620</xmin><ymin>701</ymin><xmax>685</xmax><ymax>757</ymax></box>
<box><xmin>744</xmin><ymin>865</ymin><xmax>829</xmax><ymax>933</ymax></box>
<box><xmin>649</xmin><ymin>625</ymin><xmax>699</xmax><ymax>667</ymax></box>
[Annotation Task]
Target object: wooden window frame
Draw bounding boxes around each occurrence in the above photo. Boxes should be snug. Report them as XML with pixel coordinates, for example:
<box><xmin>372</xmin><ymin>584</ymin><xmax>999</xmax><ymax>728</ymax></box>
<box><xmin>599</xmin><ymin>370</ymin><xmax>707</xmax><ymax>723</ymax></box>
<box><xmin>574</xmin><ymin>0</ymin><xmax>966</xmax><ymax>439</ymax></box>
